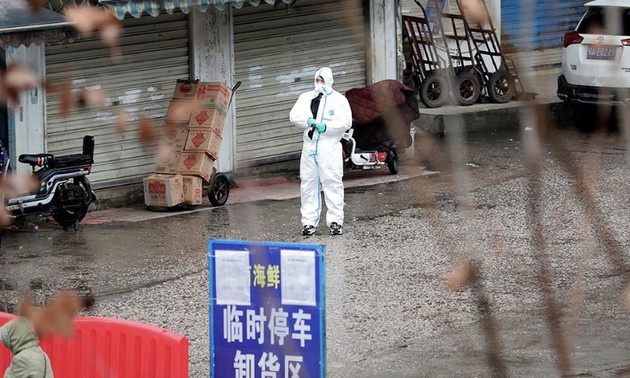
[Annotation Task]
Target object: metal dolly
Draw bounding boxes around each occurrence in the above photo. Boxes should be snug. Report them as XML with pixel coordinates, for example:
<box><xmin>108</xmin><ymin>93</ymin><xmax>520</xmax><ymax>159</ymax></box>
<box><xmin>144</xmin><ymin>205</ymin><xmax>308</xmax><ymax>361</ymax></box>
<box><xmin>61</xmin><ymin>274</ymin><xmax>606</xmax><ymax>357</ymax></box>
<box><xmin>402</xmin><ymin>2</ymin><xmax>454</xmax><ymax>108</ymax></box>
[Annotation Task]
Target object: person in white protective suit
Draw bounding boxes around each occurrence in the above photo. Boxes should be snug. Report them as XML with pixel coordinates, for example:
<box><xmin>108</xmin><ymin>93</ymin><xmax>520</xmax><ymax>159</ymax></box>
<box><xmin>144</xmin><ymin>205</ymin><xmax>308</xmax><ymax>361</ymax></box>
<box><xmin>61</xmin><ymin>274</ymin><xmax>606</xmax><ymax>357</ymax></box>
<box><xmin>289</xmin><ymin>67</ymin><xmax>352</xmax><ymax>236</ymax></box>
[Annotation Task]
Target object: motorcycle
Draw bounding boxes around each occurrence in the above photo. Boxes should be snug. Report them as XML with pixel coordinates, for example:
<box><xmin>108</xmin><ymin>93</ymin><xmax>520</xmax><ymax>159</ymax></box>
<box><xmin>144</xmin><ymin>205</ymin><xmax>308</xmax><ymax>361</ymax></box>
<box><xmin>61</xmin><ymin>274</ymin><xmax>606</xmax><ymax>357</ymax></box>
<box><xmin>1</xmin><ymin>135</ymin><xmax>96</xmax><ymax>230</ymax></box>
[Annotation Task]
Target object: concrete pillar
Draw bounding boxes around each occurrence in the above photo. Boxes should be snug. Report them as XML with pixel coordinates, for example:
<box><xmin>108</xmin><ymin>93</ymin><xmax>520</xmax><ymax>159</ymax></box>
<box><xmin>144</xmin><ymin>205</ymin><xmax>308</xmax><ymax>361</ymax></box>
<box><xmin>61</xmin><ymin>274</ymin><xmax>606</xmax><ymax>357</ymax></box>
<box><xmin>189</xmin><ymin>7</ymin><xmax>235</xmax><ymax>173</ymax></box>
<box><xmin>368</xmin><ymin>0</ymin><xmax>399</xmax><ymax>83</ymax></box>
<box><xmin>395</xmin><ymin>0</ymin><xmax>405</xmax><ymax>82</ymax></box>
<box><xmin>5</xmin><ymin>44</ymin><xmax>45</xmax><ymax>175</ymax></box>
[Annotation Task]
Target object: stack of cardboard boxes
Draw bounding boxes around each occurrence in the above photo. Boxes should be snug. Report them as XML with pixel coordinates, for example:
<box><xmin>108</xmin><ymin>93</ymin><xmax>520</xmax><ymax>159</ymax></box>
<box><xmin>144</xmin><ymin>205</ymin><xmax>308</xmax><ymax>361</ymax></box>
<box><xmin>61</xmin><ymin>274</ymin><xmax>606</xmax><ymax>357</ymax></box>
<box><xmin>143</xmin><ymin>80</ymin><xmax>232</xmax><ymax>208</ymax></box>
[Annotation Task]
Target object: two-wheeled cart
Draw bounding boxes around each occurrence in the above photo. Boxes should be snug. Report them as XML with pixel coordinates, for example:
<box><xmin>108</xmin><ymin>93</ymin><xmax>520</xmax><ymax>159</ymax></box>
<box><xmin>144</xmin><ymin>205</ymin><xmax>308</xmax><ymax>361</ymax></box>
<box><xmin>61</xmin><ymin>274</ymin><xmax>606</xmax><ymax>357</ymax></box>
<box><xmin>405</xmin><ymin>0</ymin><xmax>529</xmax><ymax>106</ymax></box>
<box><xmin>199</xmin><ymin>81</ymin><xmax>241</xmax><ymax>207</ymax></box>
<box><xmin>184</xmin><ymin>81</ymin><xmax>242</xmax><ymax>208</ymax></box>
<box><xmin>145</xmin><ymin>81</ymin><xmax>241</xmax><ymax>211</ymax></box>
<box><xmin>432</xmin><ymin>0</ymin><xmax>484</xmax><ymax>105</ymax></box>
<box><xmin>144</xmin><ymin>168</ymin><xmax>230</xmax><ymax>211</ymax></box>
<box><xmin>403</xmin><ymin>0</ymin><xmax>484</xmax><ymax>107</ymax></box>
<box><xmin>402</xmin><ymin>1</ymin><xmax>454</xmax><ymax>108</ymax></box>
<box><xmin>450</xmin><ymin>0</ymin><xmax>525</xmax><ymax>103</ymax></box>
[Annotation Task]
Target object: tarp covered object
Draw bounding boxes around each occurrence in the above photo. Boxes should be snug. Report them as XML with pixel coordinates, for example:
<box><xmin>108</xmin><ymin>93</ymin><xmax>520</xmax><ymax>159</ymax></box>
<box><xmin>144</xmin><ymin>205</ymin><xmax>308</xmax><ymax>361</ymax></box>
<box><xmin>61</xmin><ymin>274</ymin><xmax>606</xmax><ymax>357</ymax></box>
<box><xmin>345</xmin><ymin>80</ymin><xmax>419</xmax><ymax>150</ymax></box>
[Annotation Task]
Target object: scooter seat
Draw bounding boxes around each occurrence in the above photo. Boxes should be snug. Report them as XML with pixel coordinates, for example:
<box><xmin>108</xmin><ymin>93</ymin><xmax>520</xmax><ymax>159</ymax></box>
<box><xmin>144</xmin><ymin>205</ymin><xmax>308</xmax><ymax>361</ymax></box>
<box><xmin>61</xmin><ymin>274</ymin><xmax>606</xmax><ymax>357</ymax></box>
<box><xmin>52</xmin><ymin>153</ymin><xmax>93</xmax><ymax>168</ymax></box>
<box><xmin>19</xmin><ymin>154</ymin><xmax>54</xmax><ymax>167</ymax></box>
<box><xmin>19</xmin><ymin>153</ymin><xmax>93</xmax><ymax>168</ymax></box>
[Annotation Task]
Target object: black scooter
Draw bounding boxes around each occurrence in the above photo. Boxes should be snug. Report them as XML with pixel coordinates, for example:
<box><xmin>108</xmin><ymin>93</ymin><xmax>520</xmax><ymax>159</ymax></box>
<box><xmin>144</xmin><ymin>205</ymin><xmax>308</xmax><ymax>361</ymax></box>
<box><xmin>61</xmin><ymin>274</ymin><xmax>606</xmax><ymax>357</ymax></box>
<box><xmin>3</xmin><ymin>135</ymin><xmax>96</xmax><ymax>230</ymax></box>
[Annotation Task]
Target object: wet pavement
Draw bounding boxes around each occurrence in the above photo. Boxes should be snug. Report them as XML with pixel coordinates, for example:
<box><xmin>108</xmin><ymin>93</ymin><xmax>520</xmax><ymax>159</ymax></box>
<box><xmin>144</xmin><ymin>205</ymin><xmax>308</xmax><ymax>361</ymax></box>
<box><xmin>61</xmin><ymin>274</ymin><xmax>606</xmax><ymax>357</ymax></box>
<box><xmin>0</xmin><ymin>124</ymin><xmax>629</xmax><ymax>377</ymax></box>
<box><xmin>81</xmin><ymin>164</ymin><xmax>436</xmax><ymax>224</ymax></box>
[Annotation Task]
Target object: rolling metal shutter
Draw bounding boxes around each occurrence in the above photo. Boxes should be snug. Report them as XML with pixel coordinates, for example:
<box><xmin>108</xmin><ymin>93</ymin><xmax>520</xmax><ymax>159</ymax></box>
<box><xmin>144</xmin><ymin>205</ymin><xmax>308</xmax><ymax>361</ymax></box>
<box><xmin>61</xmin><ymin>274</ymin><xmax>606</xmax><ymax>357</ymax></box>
<box><xmin>45</xmin><ymin>12</ymin><xmax>189</xmax><ymax>187</ymax></box>
<box><xmin>233</xmin><ymin>0</ymin><xmax>367</xmax><ymax>169</ymax></box>
<box><xmin>401</xmin><ymin>0</ymin><xmax>425</xmax><ymax>18</ymax></box>
<box><xmin>401</xmin><ymin>0</ymin><xmax>444</xmax><ymax>18</ymax></box>
<box><xmin>501</xmin><ymin>0</ymin><xmax>586</xmax><ymax>69</ymax></box>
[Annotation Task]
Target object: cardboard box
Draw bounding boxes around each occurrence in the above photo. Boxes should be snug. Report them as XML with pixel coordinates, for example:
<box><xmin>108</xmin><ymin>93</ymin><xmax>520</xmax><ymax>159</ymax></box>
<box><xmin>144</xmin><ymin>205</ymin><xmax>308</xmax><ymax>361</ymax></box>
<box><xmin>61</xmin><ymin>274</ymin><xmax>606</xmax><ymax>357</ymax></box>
<box><xmin>172</xmin><ymin>79</ymin><xmax>199</xmax><ymax>100</ymax></box>
<box><xmin>143</xmin><ymin>174</ymin><xmax>184</xmax><ymax>207</ymax></box>
<box><xmin>154</xmin><ymin>125</ymin><xmax>188</xmax><ymax>174</ymax></box>
<box><xmin>165</xmin><ymin>100</ymin><xmax>194</xmax><ymax>125</ymax></box>
<box><xmin>164</xmin><ymin>124</ymin><xmax>188</xmax><ymax>149</ymax></box>
<box><xmin>183</xmin><ymin>128</ymin><xmax>222</xmax><ymax>160</ymax></box>
<box><xmin>176</xmin><ymin>152</ymin><xmax>215</xmax><ymax>182</ymax></box>
<box><xmin>154</xmin><ymin>149</ymin><xmax>182</xmax><ymax>175</ymax></box>
<box><xmin>194</xmin><ymin>82</ymin><xmax>232</xmax><ymax>112</ymax></box>
<box><xmin>182</xmin><ymin>175</ymin><xmax>204</xmax><ymax>205</ymax></box>
<box><xmin>188</xmin><ymin>106</ymin><xmax>226</xmax><ymax>135</ymax></box>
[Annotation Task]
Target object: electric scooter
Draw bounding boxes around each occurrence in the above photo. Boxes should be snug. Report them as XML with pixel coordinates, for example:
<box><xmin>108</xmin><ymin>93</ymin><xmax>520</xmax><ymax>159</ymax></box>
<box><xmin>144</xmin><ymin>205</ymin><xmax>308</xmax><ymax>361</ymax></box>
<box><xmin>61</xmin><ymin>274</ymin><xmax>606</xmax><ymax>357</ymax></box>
<box><xmin>341</xmin><ymin>128</ymin><xmax>400</xmax><ymax>174</ymax></box>
<box><xmin>2</xmin><ymin>135</ymin><xmax>96</xmax><ymax>230</ymax></box>
<box><xmin>343</xmin><ymin>80</ymin><xmax>418</xmax><ymax>176</ymax></box>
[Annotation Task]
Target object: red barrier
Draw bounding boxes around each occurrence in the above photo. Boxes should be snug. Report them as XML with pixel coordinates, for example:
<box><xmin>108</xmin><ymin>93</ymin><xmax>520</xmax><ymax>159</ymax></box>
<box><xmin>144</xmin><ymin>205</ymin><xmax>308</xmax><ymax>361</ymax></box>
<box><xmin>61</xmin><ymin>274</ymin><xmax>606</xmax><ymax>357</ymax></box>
<box><xmin>0</xmin><ymin>313</ymin><xmax>189</xmax><ymax>378</ymax></box>
<box><xmin>0</xmin><ymin>313</ymin><xmax>12</xmax><ymax>376</ymax></box>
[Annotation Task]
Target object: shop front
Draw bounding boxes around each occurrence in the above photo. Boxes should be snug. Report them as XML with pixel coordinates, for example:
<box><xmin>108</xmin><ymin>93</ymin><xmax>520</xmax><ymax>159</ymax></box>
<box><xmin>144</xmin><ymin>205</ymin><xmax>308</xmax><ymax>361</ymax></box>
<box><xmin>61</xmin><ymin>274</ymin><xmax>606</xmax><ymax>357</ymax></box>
<box><xmin>45</xmin><ymin>12</ymin><xmax>191</xmax><ymax>186</ymax></box>
<box><xmin>232</xmin><ymin>0</ymin><xmax>368</xmax><ymax>168</ymax></box>
<box><xmin>6</xmin><ymin>0</ymin><xmax>398</xmax><ymax>190</ymax></box>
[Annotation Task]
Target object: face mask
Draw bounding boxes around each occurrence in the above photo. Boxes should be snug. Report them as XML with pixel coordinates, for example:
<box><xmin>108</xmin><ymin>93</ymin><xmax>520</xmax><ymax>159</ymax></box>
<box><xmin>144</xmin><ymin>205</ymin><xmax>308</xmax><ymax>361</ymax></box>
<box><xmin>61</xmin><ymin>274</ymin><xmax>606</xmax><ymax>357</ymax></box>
<box><xmin>314</xmin><ymin>83</ymin><xmax>324</xmax><ymax>93</ymax></box>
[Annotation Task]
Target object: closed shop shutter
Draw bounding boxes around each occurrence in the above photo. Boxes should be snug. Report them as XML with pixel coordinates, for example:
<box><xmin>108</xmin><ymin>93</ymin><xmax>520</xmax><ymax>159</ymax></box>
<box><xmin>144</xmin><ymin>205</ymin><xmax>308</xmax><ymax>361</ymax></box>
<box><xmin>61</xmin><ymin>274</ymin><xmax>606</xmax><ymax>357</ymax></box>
<box><xmin>401</xmin><ymin>0</ymin><xmax>425</xmax><ymax>18</ymax></box>
<box><xmin>501</xmin><ymin>0</ymin><xmax>586</xmax><ymax>69</ymax></box>
<box><xmin>401</xmin><ymin>0</ymin><xmax>446</xmax><ymax>18</ymax></box>
<box><xmin>45</xmin><ymin>12</ymin><xmax>189</xmax><ymax>187</ymax></box>
<box><xmin>233</xmin><ymin>0</ymin><xmax>367</xmax><ymax>169</ymax></box>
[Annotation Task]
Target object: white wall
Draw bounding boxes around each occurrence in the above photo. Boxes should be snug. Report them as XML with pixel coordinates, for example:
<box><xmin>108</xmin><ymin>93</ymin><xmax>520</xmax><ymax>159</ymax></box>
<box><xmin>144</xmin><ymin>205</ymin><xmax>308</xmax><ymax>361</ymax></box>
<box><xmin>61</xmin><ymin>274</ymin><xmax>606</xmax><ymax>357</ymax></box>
<box><xmin>486</xmin><ymin>0</ymin><xmax>501</xmax><ymax>43</ymax></box>
<box><xmin>5</xmin><ymin>44</ymin><xmax>45</xmax><ymax>175</ymax></box>
<box><xmin>369</xmin><ymin>0</ymin><xmax>399</xmax><ymax>83</ymax></box>
<box><xmin>189</xmin><ymin>7</ymin><xmax>235</xmax><ymax>173</ymax></box>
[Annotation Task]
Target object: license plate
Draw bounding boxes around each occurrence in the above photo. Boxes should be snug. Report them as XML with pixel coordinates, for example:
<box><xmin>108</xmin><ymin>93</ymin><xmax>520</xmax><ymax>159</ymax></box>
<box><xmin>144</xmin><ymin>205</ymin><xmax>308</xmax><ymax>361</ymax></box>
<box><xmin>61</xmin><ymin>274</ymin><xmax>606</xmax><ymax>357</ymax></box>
<box><xmin>587</xmin><ymin>45</ymin><xmax>617</xmax><ymax>60</ymax></box>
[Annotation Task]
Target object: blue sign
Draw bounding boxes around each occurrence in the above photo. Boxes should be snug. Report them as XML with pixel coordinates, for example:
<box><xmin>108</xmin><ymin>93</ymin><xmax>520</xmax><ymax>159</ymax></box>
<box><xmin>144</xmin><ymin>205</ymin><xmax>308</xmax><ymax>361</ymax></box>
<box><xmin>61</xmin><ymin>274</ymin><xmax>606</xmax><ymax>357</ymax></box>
<box><xmin>209</xmin><ymin>240</ymin><xmax>326</xmax><ymax>378</ymax></box>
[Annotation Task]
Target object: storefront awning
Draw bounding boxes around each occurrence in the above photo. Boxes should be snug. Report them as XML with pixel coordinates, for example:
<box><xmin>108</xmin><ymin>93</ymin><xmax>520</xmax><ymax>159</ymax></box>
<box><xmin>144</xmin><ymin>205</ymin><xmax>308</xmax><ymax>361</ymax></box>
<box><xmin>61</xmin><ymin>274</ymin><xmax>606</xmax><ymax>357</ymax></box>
<box><xmin>100</xmin><ymin>0</ymin><xmax>295</xmax><ymax>20</ymax></box>
<box><xmin>0</xmin><ymin>0</ymin><xmax>76</xmax><ymax>49</ymax></box>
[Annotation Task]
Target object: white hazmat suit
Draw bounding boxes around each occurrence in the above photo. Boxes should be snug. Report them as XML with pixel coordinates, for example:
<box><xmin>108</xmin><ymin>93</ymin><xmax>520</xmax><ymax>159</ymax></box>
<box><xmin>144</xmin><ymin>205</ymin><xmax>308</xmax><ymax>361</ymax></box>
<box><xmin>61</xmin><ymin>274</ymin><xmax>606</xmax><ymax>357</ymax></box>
<box><xmin>289</xmin><ymin>67</ymin><xmax>352</xmax><ymax>230</ymax></box>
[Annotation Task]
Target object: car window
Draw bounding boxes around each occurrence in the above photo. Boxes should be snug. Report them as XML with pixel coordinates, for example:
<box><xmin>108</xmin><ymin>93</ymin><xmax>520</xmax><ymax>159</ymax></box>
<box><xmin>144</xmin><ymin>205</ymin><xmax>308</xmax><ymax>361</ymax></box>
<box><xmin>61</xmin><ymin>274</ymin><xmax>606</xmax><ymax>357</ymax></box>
<box><xmin>577</xmin><ymin>6</ymin><xmax>630</xmax><ymax>35</ymax></box>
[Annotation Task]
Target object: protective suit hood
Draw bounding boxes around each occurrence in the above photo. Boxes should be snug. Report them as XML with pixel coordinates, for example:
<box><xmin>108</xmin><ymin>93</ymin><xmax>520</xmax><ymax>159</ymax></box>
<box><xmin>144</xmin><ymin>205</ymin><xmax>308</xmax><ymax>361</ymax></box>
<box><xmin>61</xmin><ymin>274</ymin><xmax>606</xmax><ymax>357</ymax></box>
<box><xmin>314</xmin><ymin>67</ymin><xmax>334</xmax><ymax>95</ymax></box>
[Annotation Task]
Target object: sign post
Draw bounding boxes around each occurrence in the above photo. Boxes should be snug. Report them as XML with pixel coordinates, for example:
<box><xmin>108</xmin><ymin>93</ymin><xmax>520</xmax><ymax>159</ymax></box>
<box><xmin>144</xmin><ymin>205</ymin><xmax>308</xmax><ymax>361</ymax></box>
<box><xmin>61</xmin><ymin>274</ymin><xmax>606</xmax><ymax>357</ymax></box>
<box><xmin>209</xmin><ymin>240</ymin><xmax>326</xmax><ymax>378</ymax></box>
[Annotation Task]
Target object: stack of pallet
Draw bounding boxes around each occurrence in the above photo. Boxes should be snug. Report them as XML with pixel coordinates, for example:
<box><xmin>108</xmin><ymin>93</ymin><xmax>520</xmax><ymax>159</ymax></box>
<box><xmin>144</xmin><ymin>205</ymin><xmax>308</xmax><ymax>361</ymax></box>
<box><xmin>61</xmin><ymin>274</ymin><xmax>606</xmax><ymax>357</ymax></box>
<box><xmin>143</xmin><ymin>79</ymin><xmax>232</xmax><ymax>208</ymax></box>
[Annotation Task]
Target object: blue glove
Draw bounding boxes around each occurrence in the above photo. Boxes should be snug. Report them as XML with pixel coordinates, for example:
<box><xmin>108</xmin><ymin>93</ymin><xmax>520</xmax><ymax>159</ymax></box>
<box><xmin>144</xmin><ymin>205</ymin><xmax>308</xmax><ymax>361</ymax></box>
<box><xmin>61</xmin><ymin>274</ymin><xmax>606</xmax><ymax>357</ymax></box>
<box><xmin>315</xmin><ymin>123</ymin><xmax>326</xmax><ymax>133</ymax></box>
<box><xmin>307</xmin><ymin>118</ymin><xmax>317</xmax><ymax>127</ymax></box>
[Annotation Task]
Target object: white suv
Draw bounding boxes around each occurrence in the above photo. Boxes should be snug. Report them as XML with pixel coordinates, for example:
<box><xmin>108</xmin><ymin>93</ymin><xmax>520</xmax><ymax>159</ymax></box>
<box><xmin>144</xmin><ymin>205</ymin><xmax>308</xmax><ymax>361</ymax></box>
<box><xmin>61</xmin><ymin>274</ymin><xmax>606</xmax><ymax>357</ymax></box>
<box><xmin>557</xmin><ymin>0</ymin><xmax>630</xmax><ymax>125</ymax></box>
